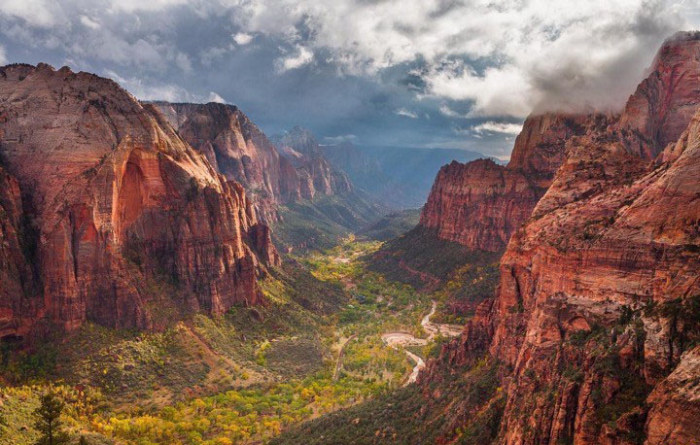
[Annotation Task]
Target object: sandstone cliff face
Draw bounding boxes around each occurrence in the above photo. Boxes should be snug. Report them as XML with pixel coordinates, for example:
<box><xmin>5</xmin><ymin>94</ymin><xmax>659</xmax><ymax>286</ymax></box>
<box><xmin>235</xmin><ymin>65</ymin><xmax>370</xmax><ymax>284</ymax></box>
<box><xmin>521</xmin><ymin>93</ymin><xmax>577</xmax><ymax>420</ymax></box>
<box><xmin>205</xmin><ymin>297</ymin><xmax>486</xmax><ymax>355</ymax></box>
<box><xmin>154</xmin><ymin>102</ymin><xmax>287</xmax><ymax>222</ymax></box>
<box><xmin>419</xmin><ymin>159</ymin><xmax>540</xmax><ymax>252</ymax></box>
<box><xmin>423</xmin><ymin>32</ymin><xmax>700</xmax><ymax>445</ymax></box>
<box><xmin>619</xmin><ymin>31</ymin><xmax>700</xmax><ymax>159</ymax></box>
<box><xmin>491</xmin><ymin>109</ymin><xmax>700</xmax><ymax>444</ymax></box>
<box><xmin>419</xmin><ymin>113</ymin><xmax>604</xmax><ymax>252</ymax></box>
<box><xmin>272</xmin><ymin>126</ymin><xmax>353</xmax><ymax>199</ymax></box>
<box><xmin>153</xmin><ymin>105</ymin><xmax>355</xmax><ymax>223</ymax></box>
<box><xmin>0</xmin><ymin>64</ymin><xmax>278</xmax><ymax>341</ymax></box>
<box><xmin>0</xmin><ymin>166</ymin><xmax>36</xmax><ymax>340</ymax></box>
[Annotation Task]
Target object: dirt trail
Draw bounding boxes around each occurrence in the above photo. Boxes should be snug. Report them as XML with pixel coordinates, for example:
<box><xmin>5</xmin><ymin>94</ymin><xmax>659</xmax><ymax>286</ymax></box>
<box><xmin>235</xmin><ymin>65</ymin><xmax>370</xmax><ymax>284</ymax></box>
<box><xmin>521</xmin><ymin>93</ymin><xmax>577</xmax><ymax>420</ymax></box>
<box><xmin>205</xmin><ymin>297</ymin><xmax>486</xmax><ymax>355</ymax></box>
<box><xmin>381</xmin><ymin>301</ymin><xmax>463</xmax><ymax>386</ymax></box>
<box><xmin>333</xmin><ymin>334</ymin><xmax>357</xmax><ymax>380</ymax></box>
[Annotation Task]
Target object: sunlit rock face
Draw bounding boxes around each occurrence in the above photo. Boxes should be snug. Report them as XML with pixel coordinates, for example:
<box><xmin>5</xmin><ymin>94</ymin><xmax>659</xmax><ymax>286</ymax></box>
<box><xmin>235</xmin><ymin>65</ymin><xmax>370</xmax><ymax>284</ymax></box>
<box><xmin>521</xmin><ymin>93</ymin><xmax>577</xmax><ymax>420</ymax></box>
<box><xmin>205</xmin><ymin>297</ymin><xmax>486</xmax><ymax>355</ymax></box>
<box><xmin>0</xmin><ymin>63</ymin><xmax>278</xmax><ymax>341</ymax></box>
<box><xmin>420</xmin><ymin>113</ymin><xmax>604</xmax><ymax>252</ymax></box>
<box><xmin>154</xmin><ymin>105</ymin><xmax>355</xmax><ymax>223</ymax></box>
<box><xmin>421</xmin><ymin>32</ymin><xmax>700</xmax><ymax>444</ymax></box>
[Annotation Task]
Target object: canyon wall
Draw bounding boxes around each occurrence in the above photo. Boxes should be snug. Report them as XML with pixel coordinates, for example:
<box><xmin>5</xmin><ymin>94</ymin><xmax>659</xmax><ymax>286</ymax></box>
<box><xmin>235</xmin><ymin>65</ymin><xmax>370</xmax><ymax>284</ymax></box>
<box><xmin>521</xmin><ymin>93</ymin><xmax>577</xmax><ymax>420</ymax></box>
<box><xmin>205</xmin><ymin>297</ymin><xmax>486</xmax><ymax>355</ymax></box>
<box><xmin>423</xmin><ymin>31</ymin><xmax>700</xmax><ymax>445</ymax></box>
<box><xmin>419</xmin><ymin>113</ymin><xmax>607</xmax><ymax>252</ymax></box>
<box><xmin>271</xmin><ymin>126</ymin><xmax>353</xmax><ymax>199</ymax></box>
<box><xmin>154</xmin><ymin>104</ymin><xmax>356</xmax><ymax>223</ymax></box>
<box><xmin>0</xmin><ymin>64</ymin><xmax>278</xmax><ymax>341</ymax></box>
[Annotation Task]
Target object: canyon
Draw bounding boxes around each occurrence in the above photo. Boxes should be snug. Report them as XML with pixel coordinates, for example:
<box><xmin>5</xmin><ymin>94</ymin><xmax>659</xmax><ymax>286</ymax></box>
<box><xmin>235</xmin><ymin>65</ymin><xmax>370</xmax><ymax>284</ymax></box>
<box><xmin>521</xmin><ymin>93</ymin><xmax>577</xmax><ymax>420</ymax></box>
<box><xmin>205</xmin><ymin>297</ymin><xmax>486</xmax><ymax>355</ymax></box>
<box><xmin>273</xmin><ymin>30</ymin><xmax>700</xmax><ymax>445</ymax></box>
<box><xmin>0</xmin><ymin>22</ymin><xmax>697</xmax><ymax>445</ymax></box>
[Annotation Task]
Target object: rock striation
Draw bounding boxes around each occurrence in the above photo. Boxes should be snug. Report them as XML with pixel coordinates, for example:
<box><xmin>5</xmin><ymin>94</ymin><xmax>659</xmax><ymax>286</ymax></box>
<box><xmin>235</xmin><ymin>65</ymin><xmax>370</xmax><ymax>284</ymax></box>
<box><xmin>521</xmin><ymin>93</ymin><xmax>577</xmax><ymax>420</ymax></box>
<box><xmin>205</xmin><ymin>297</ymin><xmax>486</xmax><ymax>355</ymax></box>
<box><xmin>421</xmin><ymin>31</ymin><xmax>700</xmax><ymax>445</ymax></box>
<box><xmin>153</xmin><ymin>105</ymin><xmax>356</xmax><ymax>223</ymax></box>
<box><xmin>0</xmin><ymin>64</ymin><xmax>279</xmax><ymax>342</ymax></box>
<box><xmin>419</xmin><ymin>113</ymin><xmax>606</xmax><ymax>252</ymax></box>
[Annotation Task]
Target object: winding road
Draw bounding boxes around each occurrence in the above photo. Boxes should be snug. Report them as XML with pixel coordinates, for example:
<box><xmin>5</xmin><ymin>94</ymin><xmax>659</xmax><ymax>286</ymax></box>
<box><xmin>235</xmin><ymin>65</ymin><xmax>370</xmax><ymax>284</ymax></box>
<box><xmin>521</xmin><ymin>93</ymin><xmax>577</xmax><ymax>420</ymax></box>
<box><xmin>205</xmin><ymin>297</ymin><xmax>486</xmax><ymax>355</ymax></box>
<box><xmin>381</xmin><ymin>301</ymin><xmax>463</xmax><ymax>385</ymax></box>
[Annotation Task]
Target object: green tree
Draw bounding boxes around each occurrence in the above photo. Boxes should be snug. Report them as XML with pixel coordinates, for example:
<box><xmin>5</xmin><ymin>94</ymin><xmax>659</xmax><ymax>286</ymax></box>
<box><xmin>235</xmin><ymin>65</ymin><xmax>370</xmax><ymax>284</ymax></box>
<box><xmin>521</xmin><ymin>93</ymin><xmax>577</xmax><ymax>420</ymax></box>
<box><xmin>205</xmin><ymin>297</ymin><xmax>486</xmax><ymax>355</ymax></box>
<box><xmin>33</xmin><ymin>392</ymin><xmax>70</xmax><ymax>445</ymax></box>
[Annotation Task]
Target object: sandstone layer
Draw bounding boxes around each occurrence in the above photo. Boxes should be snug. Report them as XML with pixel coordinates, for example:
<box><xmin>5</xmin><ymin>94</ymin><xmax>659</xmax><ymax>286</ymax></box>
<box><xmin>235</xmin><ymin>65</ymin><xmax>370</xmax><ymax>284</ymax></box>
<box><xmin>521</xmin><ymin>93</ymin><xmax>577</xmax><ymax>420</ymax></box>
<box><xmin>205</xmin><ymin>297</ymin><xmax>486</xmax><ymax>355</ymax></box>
<box><xmin>0</xmin><ymin>64</ymin><xmax>278</xmax><ymax>341</ymax></box>
<box><xmin>154</xmin><ymin>104</ymin><xmax>355</xmax><ymax>223</ymax></box>
<box><xmin>419</xmin><ymin>113</ymin><xmax>605</xmax><ymax>252</ymax></box>
<box><xmin>422</xmin><ymin>31</ymin><xmax>700</xmax><ymax>445</ymax></box>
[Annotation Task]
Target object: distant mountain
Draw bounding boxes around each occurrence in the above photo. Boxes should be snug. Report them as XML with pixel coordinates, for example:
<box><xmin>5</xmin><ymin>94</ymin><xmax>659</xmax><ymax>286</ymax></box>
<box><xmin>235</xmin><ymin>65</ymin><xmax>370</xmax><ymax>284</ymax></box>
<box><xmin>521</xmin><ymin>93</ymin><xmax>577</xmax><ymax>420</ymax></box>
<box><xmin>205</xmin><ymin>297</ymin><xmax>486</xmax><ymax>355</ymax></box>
<box><xmin>152</xmin><ymin>105</ymin><xmax>384</xmax><ymax>250</ymax></box>
<box><xmin>321</xmin><ymin>143</ymin><xmax>485</xmax><ymax>209</ymax></box>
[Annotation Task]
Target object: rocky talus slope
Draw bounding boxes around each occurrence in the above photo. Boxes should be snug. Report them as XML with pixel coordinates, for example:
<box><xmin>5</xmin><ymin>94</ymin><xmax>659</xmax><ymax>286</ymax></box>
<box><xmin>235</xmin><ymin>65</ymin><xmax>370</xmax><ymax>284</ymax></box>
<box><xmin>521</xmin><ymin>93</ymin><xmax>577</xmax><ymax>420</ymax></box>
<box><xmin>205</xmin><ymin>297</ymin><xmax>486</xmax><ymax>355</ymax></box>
<box><xmin>0</xmin><ymin>64</ymin><xmax>278</xmax><ymax>342</ymax></box>
<box><xmin>422</xmin><ymin>31</ymin><xmax>700</xmax><ymax>445</ymax></box>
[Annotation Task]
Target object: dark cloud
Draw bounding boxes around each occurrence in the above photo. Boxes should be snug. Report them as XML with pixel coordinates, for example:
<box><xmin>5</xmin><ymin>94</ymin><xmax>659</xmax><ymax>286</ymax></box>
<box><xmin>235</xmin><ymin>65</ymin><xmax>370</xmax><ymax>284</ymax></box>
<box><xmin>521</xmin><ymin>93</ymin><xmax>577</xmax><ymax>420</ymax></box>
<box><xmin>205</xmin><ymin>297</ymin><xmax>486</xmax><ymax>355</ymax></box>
<box><xmin>0</xmin><ymin>0</ymin><xmax>696</xmax><ymax>160</ymax></box>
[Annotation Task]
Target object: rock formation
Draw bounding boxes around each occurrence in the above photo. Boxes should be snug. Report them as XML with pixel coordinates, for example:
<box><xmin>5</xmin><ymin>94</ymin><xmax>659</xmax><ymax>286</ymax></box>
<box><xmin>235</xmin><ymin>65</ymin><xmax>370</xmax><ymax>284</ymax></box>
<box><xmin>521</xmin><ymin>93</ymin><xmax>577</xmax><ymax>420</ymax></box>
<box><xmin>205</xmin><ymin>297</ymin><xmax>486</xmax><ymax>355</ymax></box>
<box><xmin>153</xmin><ymin>105</ymin><xmax>357</xmax><ymax>223</ymax></box>
<box><xmin>421</xmin><ymin>31</ymin><xmax>700</xmax><ymax>445</ymax></box>
<box><xmin>0</xmin><ymin>63</ymin><xmax>278</xmax><ymax>342</ymax></box>
<box><xmin>154</xmin><ymin>101</ymin><xmax>288</xmax><ymax>222</ymax></box>
<box><xmin>272</xmin><ymin>126</ymin><xmax>353</xmax><ymax>199</ymax></box>
<box><xmin>420</xmin><ymin>113</ymin><xmax>606</xmax><ymax>252</ymax></box>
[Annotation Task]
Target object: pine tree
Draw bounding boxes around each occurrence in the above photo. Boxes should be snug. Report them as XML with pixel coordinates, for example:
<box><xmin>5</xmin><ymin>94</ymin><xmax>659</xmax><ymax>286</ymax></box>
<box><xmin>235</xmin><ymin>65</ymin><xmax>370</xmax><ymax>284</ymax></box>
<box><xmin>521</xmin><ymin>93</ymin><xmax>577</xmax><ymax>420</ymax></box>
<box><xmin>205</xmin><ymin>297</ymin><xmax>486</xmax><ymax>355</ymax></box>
<box><xmin>33</xmin><ymin>392</ymin><xmax>70</xmax><ymax>445</ymax></box>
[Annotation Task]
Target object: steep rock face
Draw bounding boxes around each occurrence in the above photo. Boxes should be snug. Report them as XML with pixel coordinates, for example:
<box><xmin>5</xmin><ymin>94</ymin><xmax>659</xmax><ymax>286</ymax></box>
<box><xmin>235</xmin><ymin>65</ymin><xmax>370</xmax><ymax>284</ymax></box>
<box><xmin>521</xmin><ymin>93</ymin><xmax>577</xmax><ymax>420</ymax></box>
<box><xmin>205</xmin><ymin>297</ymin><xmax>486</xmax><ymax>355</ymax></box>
<box><xmin>645</xmin><ymin>346</ymin><xmax>700</xmax><ymax>445</ymax></box>
<box><xmin>0</xmin><ymin>64</ymin><xmax>278</xmax><ymax>340</ymax></box>
<box><xmin>418</xmin><ymin>32</ymin><xmax>700</xmax><ymax>445</ymax></box>
<box><xmin>491</xmin><ymin>111</ymin><xmax>700</xmax><ymax>443</ymax></box>
<box><xmin>273</xmin><ymin>127</ymin><xmax>353</xmax><ymax>199</ymax></box>
<box><xmin>153</xmin><ymin>102</ymin><xmax>287</xmax><ymax>222</ymax></box>
<box><xmin>0</xmin><ymin>166</ymin><xmax>36</xmax><ymax>340</ymax></box>
<box><xmin>419</xmin><ymin>113</ymin><xmax>603</xmax><ymax>252</ymax></box>
<box><xmin>419</xmin><ymin>159</ymin><xmax>540</xmax><ymax>252</ymax></box>
<box><xmin>153</xmin><ymin>106</ymin><xmax>355</xmax><ymax>221</ymax></box>
<box><xmin>619</xmin><ymin>31</ymin><xmax>700</xmax><ymax>159</ymax></box>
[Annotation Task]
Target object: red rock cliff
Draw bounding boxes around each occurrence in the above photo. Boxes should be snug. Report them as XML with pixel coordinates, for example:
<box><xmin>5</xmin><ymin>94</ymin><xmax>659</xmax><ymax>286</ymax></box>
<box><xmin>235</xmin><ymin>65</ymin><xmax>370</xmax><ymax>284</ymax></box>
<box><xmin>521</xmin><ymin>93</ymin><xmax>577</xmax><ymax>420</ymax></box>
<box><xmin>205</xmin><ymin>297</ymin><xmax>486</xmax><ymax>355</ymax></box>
<box><xmin>0</xmin><ymin>64</ymin><xmax>279</xmax><ymax>341</ymax></box>
<box><xmin>272</xmin><ymin>126</ymin><xmax>353</xmax><ymax>200</ymax></box>
<box><xmin>154</xmin><ymin>104</ymin><xmax>354</xmax><ymax>221</ymax></box>
<box><xmin>424</xmin><ymin>32</ymin><xmax>700</xmax><ymax>445</ymax></box>
<box><xmin>419</xmin><ymin>113</ymin><xmax>604</xmax><ymax>252</ymax></box>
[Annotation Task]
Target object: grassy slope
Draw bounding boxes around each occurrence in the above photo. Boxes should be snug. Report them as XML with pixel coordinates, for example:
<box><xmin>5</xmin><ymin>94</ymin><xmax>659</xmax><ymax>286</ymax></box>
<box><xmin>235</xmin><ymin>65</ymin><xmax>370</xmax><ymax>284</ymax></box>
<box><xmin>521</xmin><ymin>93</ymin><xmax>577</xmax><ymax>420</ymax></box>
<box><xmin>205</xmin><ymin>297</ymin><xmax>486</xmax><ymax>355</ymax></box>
<box><xmin>357</xmin><ymin>208</ymin><xmax>421</xmax><ymax>242</ymax></box>
<box><xmin>367</xmin><ymin>227</ymin><xmax>502</xmax><ymax>325</ymax></box>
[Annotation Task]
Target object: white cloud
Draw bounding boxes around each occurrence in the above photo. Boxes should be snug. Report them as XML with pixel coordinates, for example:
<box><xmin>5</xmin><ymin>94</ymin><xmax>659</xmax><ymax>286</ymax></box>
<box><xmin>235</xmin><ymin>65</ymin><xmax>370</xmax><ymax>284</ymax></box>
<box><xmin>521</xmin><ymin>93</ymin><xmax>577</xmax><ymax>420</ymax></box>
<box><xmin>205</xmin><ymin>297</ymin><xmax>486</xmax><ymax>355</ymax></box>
<box><xmin>0</xmin><ymin>0</ymin><xmax>57</xmax><ymax>27</ymax></box>
<box><xmin>276</xmin><ymin>46</ymin><xmax>313</xmax><ymax>72</ymax></box>
<box><xmin>395</xmin><ymin>108</ymin><xmax>418</xmax><ymax>119</ymax></box>
<box><xmin>0</xmin><ymin>0</ymin><xmax>694</xmax><ymax>123</ymax></box>
<box><xmin>439</xmin><ymin>105</ymin><xmax>470</xmax><ymax>119</ymax></box>
<box><xmin>106</xmin><ymin>0</ymin><xmax>188</xmax><ymax>13</ymax></box>
<box><xmin>208</xmin><ymin>91</ymin><xmax>226</xmax><ymax>103</ymax></box>
<box><xmin>0</xmin><ymin>46</ymin><xmax>6</xmax><ymax>65</ymax></box>
<box><xmin>471</xmin><ymin>122</ymin><xmax>523</xmax><ymax>135</ymax></box>
<box><xmin>322</xmin><ymin>134</ymin><xmax>357</xmax><ymax>144</ymax></box>
<box><xmin>79</xmin><ymin>15</ymin><xmax>100</xmax><ymax>30</ymax></box>
<box><xmin>234</xmin><ymin>0</ymin><xmax>685</xmax><ymax>116</ymax></box>
<box><xmin>104</xmin><ymin>70</ymin><xmax>200</xmax><ymax>102</ymax></box>
<box><xmin>233</xmin><ymin>32</ymin><xmax>254</xmax><ymax>45</ymax></box>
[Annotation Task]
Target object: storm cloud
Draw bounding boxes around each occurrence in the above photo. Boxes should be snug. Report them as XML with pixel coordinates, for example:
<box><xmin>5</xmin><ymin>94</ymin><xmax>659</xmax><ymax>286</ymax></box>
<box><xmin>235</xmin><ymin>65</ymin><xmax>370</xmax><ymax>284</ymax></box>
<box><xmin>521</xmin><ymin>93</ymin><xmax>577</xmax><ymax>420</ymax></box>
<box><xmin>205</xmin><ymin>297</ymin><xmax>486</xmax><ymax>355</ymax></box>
<box><xmin>0</xmin><ymin>0</ymin><xmax>698</xmax><ymax>160</ymax></box>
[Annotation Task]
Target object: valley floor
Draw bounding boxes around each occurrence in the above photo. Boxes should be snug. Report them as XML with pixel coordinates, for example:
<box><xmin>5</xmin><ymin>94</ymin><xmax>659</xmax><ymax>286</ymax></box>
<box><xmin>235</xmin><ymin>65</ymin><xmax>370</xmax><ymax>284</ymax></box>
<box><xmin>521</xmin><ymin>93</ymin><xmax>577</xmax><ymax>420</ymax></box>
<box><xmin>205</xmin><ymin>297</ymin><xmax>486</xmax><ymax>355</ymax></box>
<box><xmin>0</xmin><ymin>236</ymin><xmax>467</xmax><ymax>445</ymax></box>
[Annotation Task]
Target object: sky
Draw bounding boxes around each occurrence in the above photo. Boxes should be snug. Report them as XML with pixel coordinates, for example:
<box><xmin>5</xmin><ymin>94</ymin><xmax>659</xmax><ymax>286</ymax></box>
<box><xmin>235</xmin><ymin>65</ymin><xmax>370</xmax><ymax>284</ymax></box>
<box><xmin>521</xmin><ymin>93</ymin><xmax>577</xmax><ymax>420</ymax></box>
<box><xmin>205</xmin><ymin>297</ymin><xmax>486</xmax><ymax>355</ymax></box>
<box><xmin>0</xmin><ymin>0</ymin><xmax>698</xmax><ymax>160</ymax></box>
